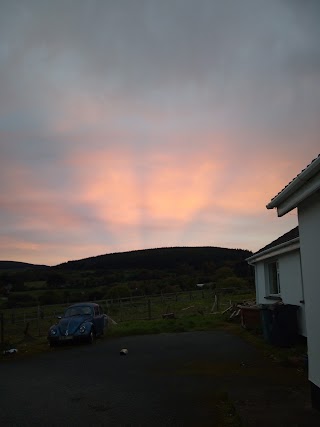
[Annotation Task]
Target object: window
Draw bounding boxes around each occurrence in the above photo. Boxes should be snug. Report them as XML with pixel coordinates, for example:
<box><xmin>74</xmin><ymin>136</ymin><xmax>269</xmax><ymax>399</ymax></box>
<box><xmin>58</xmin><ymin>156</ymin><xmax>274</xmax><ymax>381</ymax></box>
<box><xmin>267</xmin><ymin>261</ymin><xmax>281</xmax><ymax>295</ymax></box>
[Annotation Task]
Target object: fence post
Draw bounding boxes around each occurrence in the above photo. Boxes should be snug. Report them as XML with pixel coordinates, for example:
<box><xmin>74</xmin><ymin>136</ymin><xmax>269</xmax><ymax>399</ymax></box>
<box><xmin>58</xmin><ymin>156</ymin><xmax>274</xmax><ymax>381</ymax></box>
<box><xmin>0</xmin><ymin>312</ymin><xmax>4</xmax><ymax>344</ymax></box>
<box><xmin>211</xmin><ymin>293</ymin><xmax>220</xmax><ymax>313</ymax></box>
<box><xmin>148</xmin><ymin>299</ymin><xmax>151</xmax><ymax>320</ymax></box>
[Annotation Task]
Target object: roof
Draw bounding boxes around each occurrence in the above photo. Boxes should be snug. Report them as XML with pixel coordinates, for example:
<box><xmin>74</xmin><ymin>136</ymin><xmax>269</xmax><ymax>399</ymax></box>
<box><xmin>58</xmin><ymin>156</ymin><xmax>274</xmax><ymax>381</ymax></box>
<box><xmin>267</xmin><ymin>154</ymin><xmax>320</xmax><ymax>211</ymax></box>
<box><xmin>247</xmin><ymin>226</ymin><xmax>299</xmax><ymax>262</ymax></box>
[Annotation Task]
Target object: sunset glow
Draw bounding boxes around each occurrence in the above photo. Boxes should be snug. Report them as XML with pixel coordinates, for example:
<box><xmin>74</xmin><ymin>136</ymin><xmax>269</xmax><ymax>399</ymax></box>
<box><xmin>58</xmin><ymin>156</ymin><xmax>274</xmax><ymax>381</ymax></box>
<box><xmin>1</xmin><ymin>0</ymin><xmax>319</xmax><ymax>265</ymax></box>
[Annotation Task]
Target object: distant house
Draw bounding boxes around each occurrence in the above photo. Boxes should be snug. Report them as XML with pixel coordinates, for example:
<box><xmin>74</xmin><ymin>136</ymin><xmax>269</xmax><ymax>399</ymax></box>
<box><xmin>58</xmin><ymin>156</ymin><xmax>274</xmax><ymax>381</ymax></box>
<box><xmin>264</xmin><ymin>154</ymin><xmax>320</xmax><ymax>410</ymax></box>
<box><xmin>246</xmin><ymin>226</ymin><xmax>306</xmax><ymax>337</ymax></box>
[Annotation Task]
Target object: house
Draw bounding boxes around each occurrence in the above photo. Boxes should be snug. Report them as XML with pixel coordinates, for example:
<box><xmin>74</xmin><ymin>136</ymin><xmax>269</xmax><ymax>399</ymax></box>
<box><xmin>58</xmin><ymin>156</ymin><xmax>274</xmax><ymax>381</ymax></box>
<box><xmin>246</xmin><ymin>226</ymin><xmax>307</xmax><ymax>337</ymax></box>
<box><xmin>265</xmin><ymin>154</ymin><xmax>320</xmax><ymax>410</ymax></box>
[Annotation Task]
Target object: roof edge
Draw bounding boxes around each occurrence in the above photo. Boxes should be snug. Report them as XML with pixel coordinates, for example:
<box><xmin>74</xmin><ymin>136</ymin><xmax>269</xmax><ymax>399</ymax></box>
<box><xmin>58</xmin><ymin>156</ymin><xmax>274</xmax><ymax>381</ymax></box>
<box><xmin>246</xmin><ymin>237</ymin><xmax>299</xmax><ymax>264</ymax></box>
<box><xmin>267</xmin><ymin>155</ymin><xmax>320</xmax><ymax>209</ymax></box>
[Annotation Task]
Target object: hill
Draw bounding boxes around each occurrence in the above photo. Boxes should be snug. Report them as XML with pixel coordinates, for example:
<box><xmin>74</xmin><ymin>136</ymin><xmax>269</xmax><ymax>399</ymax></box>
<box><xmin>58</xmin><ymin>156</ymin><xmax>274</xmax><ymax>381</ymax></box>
<box><xmin>0</xmin><ymin>261</ymin><xmax>48</xmax><ymax>271</ymax></box>
<box><xmin>56</xmin><ymin>246</ymin><xmax>252</xmax><ymax>274</ymax></box>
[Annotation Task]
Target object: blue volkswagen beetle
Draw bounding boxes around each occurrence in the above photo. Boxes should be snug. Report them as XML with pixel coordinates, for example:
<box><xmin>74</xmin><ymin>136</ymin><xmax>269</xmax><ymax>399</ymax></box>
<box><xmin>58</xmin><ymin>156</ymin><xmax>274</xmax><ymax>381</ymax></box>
<box><xmin>48</xmin><ymin>302</ymin><xmax>107</xmax><ymax>347</ymax></box>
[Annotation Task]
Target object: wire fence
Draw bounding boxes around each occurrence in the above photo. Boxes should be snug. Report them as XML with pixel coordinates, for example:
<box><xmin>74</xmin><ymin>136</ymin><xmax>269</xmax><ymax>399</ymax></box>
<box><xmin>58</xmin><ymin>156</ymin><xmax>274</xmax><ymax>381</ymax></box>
<box><xmin>0</xmin><ymin>288</ymin><xmax>254</xmax><ymax>345</ymax></box>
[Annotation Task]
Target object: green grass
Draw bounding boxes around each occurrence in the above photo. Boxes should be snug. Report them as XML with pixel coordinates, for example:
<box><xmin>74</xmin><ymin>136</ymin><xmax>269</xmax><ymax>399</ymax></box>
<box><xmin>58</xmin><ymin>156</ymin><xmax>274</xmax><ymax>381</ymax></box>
<box><xmin>107</xmin><ymin>313</ymin><xmax>225</xmax><ymax>337</ymax></box>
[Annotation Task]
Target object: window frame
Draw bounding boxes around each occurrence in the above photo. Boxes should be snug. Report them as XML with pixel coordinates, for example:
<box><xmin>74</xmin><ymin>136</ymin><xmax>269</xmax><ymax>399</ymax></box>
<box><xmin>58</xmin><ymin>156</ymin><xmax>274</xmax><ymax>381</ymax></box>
<box><xmin>266</xmin><ymin>260</ymin><xmax>281</xmax><ymax>296</ymax></box>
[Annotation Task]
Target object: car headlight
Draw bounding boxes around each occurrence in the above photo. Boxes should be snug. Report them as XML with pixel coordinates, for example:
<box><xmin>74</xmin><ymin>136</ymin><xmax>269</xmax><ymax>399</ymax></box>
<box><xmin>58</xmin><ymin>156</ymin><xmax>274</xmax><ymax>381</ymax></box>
<box><xmin>50</xmin><ymin>329</ymin><xmax>57</xmax><ymax>336</ymax></box>
<box><xmin>79</xmin><ymin>325</ymin><xmax>86</xmax><ymax>334</ymax></box>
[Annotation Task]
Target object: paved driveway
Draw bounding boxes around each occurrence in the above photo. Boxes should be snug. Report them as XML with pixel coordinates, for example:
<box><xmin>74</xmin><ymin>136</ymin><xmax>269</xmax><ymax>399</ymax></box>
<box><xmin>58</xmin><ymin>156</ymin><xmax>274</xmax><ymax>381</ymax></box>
<box><xmin>1</xmin><ymin>331</ymin><xmax>320</xmax><ymax>426</ymax></box>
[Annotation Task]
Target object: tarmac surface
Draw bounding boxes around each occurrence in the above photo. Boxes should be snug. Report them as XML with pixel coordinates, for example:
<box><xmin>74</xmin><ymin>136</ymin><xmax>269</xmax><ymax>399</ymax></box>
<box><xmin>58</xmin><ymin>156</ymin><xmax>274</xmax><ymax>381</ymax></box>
<box><xmin>1</xmin><ymin>330</ymin><xmax>320</xmax><ymax>426</ymax></box>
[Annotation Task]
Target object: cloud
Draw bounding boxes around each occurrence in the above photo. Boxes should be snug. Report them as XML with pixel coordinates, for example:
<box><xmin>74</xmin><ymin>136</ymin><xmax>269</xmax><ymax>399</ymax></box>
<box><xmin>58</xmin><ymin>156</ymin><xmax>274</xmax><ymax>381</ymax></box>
<box><xmin>0</xmin><ymin>0</ymin><xmax>319</xmax><ymax>264</ymax></box>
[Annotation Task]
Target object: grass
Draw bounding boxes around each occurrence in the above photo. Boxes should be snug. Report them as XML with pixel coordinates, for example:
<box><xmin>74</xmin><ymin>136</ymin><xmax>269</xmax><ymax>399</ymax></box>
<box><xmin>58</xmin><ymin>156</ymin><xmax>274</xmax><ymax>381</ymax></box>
<box><xmin>107</xmin><ymin>313</ymin><xmax>225</xmax><ymax>337</ymax></box>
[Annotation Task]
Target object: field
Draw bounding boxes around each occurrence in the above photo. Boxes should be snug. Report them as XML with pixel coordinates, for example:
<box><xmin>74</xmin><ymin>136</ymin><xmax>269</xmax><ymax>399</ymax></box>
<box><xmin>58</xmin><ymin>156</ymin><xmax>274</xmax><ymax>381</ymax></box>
<box><xmin>0</xmin><ymin>289</ymin><xmax>254</xmax><ymax>354</ymax></box>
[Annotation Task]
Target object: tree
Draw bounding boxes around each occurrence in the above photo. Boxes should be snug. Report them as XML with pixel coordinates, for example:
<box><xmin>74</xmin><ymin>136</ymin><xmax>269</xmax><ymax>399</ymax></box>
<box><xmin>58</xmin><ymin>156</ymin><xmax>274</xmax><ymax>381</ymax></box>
<box><xmin>213</xmin><ymin>267</ymin><xmax>235</xmax><ymax>282</ymax></box>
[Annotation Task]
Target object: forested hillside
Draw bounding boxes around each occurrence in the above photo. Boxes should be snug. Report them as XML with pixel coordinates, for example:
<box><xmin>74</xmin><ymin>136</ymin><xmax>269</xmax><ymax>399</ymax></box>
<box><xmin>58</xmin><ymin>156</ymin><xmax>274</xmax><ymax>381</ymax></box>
<box><xmin>1</xmin><ymin>246</ymin><xmax>254</xmax><ymax>308</ymax></box>
<box><xmin>57</xmin><ymin>246</ymin><xmax>252</xmax><ymax>273</ymax></box>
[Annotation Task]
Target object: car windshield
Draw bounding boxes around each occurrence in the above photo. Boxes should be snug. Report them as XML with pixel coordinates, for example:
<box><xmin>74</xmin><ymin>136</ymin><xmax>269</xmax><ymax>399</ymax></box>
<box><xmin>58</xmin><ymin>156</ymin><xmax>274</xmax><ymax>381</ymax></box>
<box><xmin>64</xmin><ymin>306</ymin><xmax>92</xmax><ymax>317</ymax></box>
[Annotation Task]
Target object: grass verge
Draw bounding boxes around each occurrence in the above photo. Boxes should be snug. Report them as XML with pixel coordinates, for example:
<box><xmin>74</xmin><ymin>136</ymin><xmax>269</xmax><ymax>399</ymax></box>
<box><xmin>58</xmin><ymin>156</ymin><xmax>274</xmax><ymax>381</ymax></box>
<box><xmin>107</xmin><ymin>313</ymin><xmax>225</xmax><ymax>337</ymax></box>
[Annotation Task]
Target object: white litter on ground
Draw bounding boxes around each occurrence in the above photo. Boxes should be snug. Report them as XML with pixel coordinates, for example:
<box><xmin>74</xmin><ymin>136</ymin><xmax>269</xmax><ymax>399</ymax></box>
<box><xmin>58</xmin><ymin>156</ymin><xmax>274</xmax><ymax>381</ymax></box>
<box><xmin>3</xmin><ymin>348</ymin><xmax>18</xmax><ymax>355</ymax></box>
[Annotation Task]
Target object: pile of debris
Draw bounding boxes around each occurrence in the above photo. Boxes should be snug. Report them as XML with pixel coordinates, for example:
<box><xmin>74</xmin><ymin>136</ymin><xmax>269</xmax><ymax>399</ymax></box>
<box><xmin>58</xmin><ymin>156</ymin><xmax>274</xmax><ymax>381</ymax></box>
<box><xmin>222</xmin><ymin>300</ymin><xmax>257</xmax><ymax>322</ymax></box>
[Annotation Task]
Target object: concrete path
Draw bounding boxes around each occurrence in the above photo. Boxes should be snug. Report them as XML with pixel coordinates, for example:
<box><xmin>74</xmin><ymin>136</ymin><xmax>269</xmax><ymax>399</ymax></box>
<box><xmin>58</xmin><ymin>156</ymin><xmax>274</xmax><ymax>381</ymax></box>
<box><xmin>1</xmin><ymin>331</ymin><xmax>319</xmax><ymax>426</ymax></box>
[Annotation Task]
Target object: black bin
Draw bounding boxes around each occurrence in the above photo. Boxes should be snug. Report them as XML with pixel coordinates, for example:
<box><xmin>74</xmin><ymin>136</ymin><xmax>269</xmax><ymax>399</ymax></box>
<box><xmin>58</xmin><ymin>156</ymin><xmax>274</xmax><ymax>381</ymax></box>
<box><xmin>260</xmin><ymin>304</ymin><xmax>299</xmax><ymax>347</ymax></box>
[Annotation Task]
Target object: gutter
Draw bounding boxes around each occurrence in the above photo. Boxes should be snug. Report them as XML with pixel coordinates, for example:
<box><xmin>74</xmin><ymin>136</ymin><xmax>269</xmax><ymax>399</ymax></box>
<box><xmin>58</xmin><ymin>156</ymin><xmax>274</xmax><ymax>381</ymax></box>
<box><xmin>267</xmin><ymin>155</ymin><xmax>320</xmax><ymax>210</ymax></box>
<box><xmin>246</xmin><ymin>237</ymin><xmax>300</xmax><ymax>265</ymax></box>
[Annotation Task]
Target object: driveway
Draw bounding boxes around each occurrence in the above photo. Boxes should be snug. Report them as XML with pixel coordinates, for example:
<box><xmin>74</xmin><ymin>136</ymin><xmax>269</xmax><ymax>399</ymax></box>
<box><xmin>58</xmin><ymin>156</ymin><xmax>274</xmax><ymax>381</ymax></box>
<box><xmin>1</xmin><ymin>331</ymin><xmax>319</xmax><ymax>426</ymax></box>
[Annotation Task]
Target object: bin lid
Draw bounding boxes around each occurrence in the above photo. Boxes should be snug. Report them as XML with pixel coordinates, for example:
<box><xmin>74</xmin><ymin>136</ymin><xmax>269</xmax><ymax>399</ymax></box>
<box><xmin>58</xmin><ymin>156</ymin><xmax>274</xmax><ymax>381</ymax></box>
<box><xmin>238</xmin><ymin>305</ymin><xmax>260</xmax><ymax>310</ymax></box>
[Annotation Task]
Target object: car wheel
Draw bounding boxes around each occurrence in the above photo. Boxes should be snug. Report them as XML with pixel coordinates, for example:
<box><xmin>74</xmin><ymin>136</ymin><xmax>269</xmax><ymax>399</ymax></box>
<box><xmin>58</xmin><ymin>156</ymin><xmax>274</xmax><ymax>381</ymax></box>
<box><xmin>87</xmin><ymin>329</ymin><xmax>95</xmax><ymax>344</ymax></box>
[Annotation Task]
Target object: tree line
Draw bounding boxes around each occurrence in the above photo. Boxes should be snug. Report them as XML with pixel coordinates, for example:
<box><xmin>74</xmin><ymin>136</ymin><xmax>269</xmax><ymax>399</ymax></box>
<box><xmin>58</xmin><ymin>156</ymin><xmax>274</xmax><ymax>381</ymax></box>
<box><xmin>0</xmin><ymin>247</ymin><xmax>254</xmax><ymax>308</ymax></box>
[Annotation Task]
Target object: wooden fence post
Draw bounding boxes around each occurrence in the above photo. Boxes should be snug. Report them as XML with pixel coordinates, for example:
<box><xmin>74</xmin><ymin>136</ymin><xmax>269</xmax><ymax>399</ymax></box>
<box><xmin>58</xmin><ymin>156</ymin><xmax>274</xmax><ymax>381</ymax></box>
<box><xmin>211</xmin><ymin>293</ymin><xmax>220</xmax><ymax>313</ymax></box>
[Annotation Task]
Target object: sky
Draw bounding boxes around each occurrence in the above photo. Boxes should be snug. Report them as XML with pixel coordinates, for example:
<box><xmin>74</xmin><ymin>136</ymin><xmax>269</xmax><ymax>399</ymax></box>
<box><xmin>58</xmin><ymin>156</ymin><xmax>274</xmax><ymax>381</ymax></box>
<box><xmin>1</xmin><ymin>0</ymin><xmax>319</xmax><ymax>266</ymax></box>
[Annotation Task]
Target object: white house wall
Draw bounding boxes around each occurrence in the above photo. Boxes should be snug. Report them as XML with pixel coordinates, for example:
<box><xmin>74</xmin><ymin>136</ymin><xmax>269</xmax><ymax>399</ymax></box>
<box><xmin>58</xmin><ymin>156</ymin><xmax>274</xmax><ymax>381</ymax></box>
<box><xmin>298</xmin><ymin>191</ymin><xmax>320</xmax><ymax>389</ymax></box>
<box><xmin>279</xmin><ymin>251</ymin><xmax>306</xmax><ymax>337</ymax></box>
<box><xmin>254</xmin><ymin>250</ymin><xmax>306</xmax><ymax>337</ymax></box>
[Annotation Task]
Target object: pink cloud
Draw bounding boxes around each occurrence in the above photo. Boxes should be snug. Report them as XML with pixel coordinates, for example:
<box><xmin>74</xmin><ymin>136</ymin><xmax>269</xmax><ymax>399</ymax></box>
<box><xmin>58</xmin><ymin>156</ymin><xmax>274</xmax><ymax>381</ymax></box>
<box><xmin>1</xmin><ymin>111</ymin><xmax>312</xmax><ymax>264</ymax></box>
